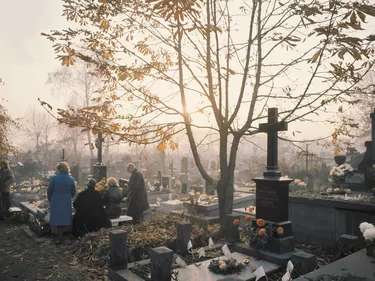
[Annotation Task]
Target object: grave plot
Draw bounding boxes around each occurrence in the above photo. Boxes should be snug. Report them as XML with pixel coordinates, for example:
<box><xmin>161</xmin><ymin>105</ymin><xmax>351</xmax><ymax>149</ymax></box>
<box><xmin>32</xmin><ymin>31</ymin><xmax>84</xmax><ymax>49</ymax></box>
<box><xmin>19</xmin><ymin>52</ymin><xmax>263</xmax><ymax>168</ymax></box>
<box><xmin>66</xmin><ymin>215</ymin><xmax>223</xmax><ymax>269</ymax></box>
<box><xmin>108</xmin><ymin>221</ymin><xmax>282</xmax><ymax>281</ymax></box>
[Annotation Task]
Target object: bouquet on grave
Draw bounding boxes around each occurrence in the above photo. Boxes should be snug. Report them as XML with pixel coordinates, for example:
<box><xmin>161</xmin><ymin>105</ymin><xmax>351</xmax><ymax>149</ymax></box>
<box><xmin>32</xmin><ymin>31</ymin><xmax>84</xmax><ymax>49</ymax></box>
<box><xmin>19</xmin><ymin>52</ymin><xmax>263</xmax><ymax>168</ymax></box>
<box><xmin>208</xmin><ymin>258</ymin><xmax>245</xmax><ymax>275</ymax></box>
<box><xmin>233</xmin><ymin>217</ymin><xmax>284</xmax><ymax>249</ymax></box>
<box><xmin>360</xmin><ymin>222</ymin><xmax>375</xmax><ymax>246</ymax></box>
<box><xmin>330</xmin><ymin>163</ymin><xmax>354</xmax><ymax>181</ymax></box>
<box><xmin>95</xmin><ymin>178</ymin><xmax>107</xmax><ymax>194</ymax></box>
<box><xmin>360</xmin><ymin>222</ymin><xmax>375</xmax><ymax>257</ymax></box>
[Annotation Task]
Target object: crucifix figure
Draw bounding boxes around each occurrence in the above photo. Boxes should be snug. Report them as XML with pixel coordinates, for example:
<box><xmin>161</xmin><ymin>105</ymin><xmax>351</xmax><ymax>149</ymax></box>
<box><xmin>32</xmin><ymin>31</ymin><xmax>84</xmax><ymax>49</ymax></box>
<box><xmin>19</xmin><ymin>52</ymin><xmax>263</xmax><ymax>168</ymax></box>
<box><xmin>95</xmin><ymin>132</ymin><xmax>105</xmax><ymax>165</ymax></box>
<box><xmin>259</xmin><ymin>108</ymin><xmax>288</xmax><ymax>177</ymax></box>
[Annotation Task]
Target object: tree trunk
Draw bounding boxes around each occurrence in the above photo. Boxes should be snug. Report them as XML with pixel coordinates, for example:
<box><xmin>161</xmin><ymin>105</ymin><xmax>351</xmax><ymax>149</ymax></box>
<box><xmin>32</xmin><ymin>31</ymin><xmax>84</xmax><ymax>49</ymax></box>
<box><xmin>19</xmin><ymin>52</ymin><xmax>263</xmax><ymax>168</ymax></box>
<box><xmin>217</xmin><ymin>134</ymin><xmax>240</xmax><ymax>229</ymax></box>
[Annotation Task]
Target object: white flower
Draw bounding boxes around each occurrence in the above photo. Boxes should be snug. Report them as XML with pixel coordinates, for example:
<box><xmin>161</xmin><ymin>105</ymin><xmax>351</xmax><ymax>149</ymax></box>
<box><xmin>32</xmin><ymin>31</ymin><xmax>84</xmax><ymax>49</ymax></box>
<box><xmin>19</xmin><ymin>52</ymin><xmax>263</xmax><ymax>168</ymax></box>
<box><xmin>363</xmin><ymin>228</ymin><xmax>375</xmax><ymax>242</ymax></box>
<box><xmin>360</xmin><ymin>222</ymin><xmax>375</xmax><ymax>234</ymax></box>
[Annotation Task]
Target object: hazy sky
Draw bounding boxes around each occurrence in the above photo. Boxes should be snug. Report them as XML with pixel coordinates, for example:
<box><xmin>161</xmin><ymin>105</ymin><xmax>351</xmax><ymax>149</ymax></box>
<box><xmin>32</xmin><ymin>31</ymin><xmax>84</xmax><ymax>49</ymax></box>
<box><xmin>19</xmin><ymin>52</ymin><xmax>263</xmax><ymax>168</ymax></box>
<box><xmin>0</xmin><ymin>0</ymin><xmax>372</xmax><ymax>153</ymax></box>
<box><xmin>0</xmin><ymin>1</ymin><xmax>67</xmax><ymax>118</ymax></box>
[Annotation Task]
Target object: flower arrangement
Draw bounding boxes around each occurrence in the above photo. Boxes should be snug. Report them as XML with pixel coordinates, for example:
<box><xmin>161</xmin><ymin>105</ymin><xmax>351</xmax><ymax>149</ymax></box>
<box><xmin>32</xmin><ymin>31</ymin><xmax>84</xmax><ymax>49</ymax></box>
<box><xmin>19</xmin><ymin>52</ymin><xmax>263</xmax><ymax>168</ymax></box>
<box><xmin>326</xmin><ymin>187</ymin><xmax>351</xmax><ymax>195</ymax></box>
<box><xmin>234</xmin><ymin>217</ymin><xmax>284</xmax><ymax>250</ymax></box>
<box><xmin>330</xmin><ymin>163</ymin><xmax>354</xmax><ymax>181</ymax></box>
<box><xmin>95</xmin><ymin>178</ymin><xmax>107</xmax><ymax>193</ymax></box>
<box><xmin>359</xmin><ymin>222</ymin><xmax>375</xmax><ymax>257</ymax></box>
<box><xmin>208</xmin><ymin>258</ymin><xmax>245</xmax><ymax>275</ymax></box>
<box><xmin>289</xmin><ymin>178</ymin><xmax>307</xmax><ymax>191</ymax></box>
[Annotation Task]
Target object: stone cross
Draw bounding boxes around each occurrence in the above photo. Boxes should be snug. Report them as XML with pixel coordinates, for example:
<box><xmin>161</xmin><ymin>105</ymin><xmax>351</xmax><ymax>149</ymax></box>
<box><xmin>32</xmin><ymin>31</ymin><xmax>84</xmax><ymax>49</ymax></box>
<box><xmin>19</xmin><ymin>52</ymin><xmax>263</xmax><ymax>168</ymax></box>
<box><xmin>370</xmin><ymin>108</ymin><xmax>375</xmax><ymax>163</ymax></box>
<box><xmin>60</xmin><ymin>149</ymin><xmax>66</xmax><ymax>162</ymax></box>
<box><xmin>259</xmin><ymin>108</ymin><xmax>288</xmax><ymax>177</ymax></box>
<box><xmin>95</xmin><ymin>132</ymin><xmax>104</xmax><ymax>165</ymax></box>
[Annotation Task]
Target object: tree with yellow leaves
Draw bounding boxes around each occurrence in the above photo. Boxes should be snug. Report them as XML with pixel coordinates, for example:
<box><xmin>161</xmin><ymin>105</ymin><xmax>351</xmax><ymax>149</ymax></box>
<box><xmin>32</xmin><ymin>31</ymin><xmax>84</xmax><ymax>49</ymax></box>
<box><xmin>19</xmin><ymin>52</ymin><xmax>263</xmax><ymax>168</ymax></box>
<box><xmin>42</xmin><ymin>0</ymin><xmax>375</xmax><ymax>226</ymax></box>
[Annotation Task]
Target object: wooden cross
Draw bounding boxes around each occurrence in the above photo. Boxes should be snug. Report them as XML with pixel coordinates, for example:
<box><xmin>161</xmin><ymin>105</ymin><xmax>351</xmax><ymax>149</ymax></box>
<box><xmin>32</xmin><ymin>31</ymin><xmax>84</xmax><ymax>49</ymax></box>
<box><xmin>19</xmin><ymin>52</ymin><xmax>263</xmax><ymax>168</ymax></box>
<box><xmin>259</xmin><ymin>108</ymin><xmax>288</xmax><ymax>177</ymax></box>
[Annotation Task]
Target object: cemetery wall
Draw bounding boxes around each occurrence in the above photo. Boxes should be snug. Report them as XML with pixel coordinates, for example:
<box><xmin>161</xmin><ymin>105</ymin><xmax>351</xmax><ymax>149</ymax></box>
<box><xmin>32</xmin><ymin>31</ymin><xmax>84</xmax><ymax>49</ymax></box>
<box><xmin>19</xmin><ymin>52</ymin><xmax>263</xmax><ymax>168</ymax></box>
<box><xmin>289</xmin><ymin>197</ymin><xmax>375</xmax><ymax>246</ymax></box>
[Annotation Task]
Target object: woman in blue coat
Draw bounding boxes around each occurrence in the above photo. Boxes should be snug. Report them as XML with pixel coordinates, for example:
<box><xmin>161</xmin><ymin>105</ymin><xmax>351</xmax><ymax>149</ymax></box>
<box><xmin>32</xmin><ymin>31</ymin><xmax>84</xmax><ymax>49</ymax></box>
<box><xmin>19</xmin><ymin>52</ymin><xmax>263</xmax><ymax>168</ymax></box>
<box><xmin>48</xmin><ymin>162</ymin><xmax>76</xmax><ymax>243</ymax></box>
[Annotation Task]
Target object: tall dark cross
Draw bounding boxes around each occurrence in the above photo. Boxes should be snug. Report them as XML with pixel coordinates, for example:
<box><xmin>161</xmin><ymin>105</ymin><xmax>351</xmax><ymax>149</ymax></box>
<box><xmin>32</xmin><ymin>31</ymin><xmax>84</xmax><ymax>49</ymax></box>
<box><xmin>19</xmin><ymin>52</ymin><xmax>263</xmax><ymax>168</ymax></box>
<box><xmin>371</xmin><ymin>108</ymin><xmax>375</xmax><ymax>163</ymax></box>
<box><xmin>95</xmin><ymin>132</ymin><xmax>105</xmax><ymax>165</ymax></box>
<box><xmin>259</xmin><ymin>108</ymin><xmax>288</xmax><ymax>177</ymax></box>
<box><xmin>60</xmin><ymin>149</ymin><xmax>65</xmax><ymax>162</ymax></box>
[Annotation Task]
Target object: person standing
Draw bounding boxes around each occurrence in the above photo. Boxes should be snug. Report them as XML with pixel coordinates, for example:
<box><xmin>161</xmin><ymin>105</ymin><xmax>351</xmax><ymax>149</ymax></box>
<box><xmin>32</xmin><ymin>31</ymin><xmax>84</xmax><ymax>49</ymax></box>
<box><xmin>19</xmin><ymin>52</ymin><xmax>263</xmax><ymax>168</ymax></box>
<box><xmin>47</xmin><ymin>162</ymin><xmax>76</xmax><ymax>244</ymax></box>
<box><xmin>0</xmin><ymin>160</ymin><xmax>15</xmax><ymax>220</ymax></box>
<box><xmin>126</xmin><ymin>163</ymin><xmax>150</xmax><ymax>224</ymax></box>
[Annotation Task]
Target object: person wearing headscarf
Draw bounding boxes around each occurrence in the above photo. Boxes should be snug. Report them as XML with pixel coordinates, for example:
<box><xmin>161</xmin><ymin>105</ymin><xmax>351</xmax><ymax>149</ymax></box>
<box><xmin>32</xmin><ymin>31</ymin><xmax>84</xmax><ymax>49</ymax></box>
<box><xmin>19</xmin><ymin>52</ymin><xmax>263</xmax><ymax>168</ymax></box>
<box><xmin>72</xmin><ymin>179</ymin><xmax>111</xmax><ymax>237</ymax></box>
<box><xmin>47</xmin><ymin>162</ymin><xmax>76</xmax><ymax>243</ymax></box>
<box><xmin>126</xmin><ymin>163</ymin><xmax>150</xmax><ymax>224</ymax></box>
<box><xmin>0</xmin><ymin>160</ymin><xmax>15</xmax><ymax>219</ymax></box>
<box><xmin>102</xmin><ymin>177</ymin><xmax>123</xmax><ymax>219</ymax></box>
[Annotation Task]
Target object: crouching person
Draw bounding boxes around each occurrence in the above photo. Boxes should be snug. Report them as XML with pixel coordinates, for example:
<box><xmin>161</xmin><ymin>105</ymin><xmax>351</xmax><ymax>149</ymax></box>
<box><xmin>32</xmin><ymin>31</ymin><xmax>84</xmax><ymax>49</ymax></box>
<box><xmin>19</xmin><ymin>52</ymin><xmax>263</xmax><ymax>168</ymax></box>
<box><xmin>103</xmin><ymin>177</ymin><xmax>123</xmax><ymax>219</ymax></box>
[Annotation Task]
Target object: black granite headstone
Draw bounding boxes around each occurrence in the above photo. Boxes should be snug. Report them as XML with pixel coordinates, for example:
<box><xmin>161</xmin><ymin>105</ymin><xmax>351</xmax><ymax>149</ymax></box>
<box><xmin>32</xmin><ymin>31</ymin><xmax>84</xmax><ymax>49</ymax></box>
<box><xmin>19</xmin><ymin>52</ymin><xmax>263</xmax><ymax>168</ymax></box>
<box><xmin>292</xmin><ymin>252</ymin><xmax>316</xmax><ymax>275</ymax></box>
<box><xmin>176</xmin><ymin>222</ymin><xmax>192</xmax><ymax>255</ymax></box>
<box><xmin>109</xmin><ymin>230</ymin><xmax>128</xmax><ymax>270</ymax></box>
<box><xmin>150</xmin><ymin>246</ymin><xmax>174</xmax><ymax>281</ymax></box>
<box><xmin>93</xmin><ymin>164</ymin><xmax>107</xmax><ymax>182</ymax></box>
<box><xmin>253</xmin><ymin>178</ymin><xmax>291</xmax><ymax>222</ymax></box>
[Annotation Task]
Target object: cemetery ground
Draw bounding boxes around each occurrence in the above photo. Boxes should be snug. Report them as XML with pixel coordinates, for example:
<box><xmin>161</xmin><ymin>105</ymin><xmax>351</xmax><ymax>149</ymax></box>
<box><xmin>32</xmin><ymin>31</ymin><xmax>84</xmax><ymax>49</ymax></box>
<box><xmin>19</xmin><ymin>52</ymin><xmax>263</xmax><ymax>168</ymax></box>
<box><xmin>0</xmin><ymin>213</ymin><xmax>365</xmax><ymax>281</ymax></box>
<box><xmin>0</xmin><ymin>219</ymin><xmax>107</xmax><ymax>281</ymax></box>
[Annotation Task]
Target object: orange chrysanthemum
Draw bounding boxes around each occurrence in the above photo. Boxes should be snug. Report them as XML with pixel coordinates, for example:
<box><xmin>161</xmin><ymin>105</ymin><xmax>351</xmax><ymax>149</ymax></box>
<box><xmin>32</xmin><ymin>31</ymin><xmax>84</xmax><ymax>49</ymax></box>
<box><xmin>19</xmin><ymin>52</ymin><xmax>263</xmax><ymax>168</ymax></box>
<box><xmin>233</xmin><ymin>219</ymin><xmax>240</xmax><ymax>226</ymax></box>
<box><xmin>245</xmin><ymin>216</ymin><xmax>252</xmax><ymax>221</ymax></box>
<box><xmin>256</xmin><ymin>219</ymin><xmax>265</xmax><ymax>227</ymax></box>
<box><xmin>258</xmin><ymin>228</ymin><xmax>266</xmax><ymax>236</ymax></box>
<box><xmin>276</xmin><ymin>227</ymin><xmax>284</xmax><ymax>235</ymax></box>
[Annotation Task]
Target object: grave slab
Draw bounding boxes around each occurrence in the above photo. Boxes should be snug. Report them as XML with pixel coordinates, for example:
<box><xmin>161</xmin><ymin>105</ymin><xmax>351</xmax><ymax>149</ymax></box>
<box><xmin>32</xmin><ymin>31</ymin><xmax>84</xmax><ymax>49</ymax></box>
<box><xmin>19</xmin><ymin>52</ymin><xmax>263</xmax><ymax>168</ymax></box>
<box><xmin>234</xmin><ymin>244</ymin><xmax>296</xmax><ymax>267</ymax></box>
<box><xmin>184</xmin><ymin>193</ymin><xmax>255</xmax><ymax>217</ymax></box>
<box><xmin>175</xmin><ymin>252</ymin><xmax>280</xmax><ymax>281</ymax></box>
<box><xmin>293</xmin><ymin>249</ymin><xmax>374</xmax><ymax>281</ymax></box>
<box><xmin>157</xmin><ymin>200</ymin><xmax>187</xmax><ymax>214</ymax></box>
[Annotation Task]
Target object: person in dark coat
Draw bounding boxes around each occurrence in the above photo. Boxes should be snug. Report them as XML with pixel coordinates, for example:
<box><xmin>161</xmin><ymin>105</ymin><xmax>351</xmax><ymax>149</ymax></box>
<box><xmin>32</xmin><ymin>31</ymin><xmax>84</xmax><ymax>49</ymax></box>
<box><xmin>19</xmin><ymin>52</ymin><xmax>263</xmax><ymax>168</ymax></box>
<box><xmin>102</xmin><ymin>177</ymin><xmax>123</xmax><ymax>219</ymax></box>
<box><xmin>72</xmin><ymin>179</ymin><xmax>111</xmax><ymax>237</ymax></box>
<box><xmin>126</xmin><ymin>163</ymin><xmax>150</xmax><ymax>224</ymax></box>
<box><xmin>47</xmin><ymin>162</ymin><xmax>76</xmax><ymax>243</ymax></box>
<box><xmin>0</xmin><ymin>160</ymin><xmax>15</xmax><ymax>219</ymax></box>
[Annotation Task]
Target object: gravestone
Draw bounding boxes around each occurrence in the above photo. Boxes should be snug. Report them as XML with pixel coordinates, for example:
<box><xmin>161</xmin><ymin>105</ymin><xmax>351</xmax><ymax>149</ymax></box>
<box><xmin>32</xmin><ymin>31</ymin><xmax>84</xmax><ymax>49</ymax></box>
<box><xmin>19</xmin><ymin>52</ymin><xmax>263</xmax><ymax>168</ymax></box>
<box><xmin>150</xmin><ymin>246</ymin><xmax>174</xmax><ymax>281</ymax></box>
<box><xmin>176</xmin><ymin>222</ymin><xmax>192</xmax><ymax>255</ymax></box>
<box><xmin>109</xmin><ymin>230</ymin><xmax>128</xmax><ymax>270</ymax></box>
<box><xmin>161</xmin><ymin>176</ymin><xmax>171</xmax><ymax>190</ymax></box>
<box><xmin>159</xmin><ymin>151</ymin><xmax>167</xmax><ymax>175</ymax></box>
<box><xmin>157</xmin><ymin>170</ymin><xmax>162</xmax><ymax>184</ymax></box>
<box><xmin>250</xmin><ymin>108</ymin><xmax>296</xmax><ymax>265</ymax></box>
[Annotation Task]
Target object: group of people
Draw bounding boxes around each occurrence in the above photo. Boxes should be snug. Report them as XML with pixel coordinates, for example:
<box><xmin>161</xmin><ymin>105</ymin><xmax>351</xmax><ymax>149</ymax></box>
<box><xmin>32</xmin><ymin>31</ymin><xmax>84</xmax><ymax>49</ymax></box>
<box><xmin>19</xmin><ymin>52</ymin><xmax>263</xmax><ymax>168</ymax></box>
<box><xmin>0</xmin><ymin>160</ymin><xmax>15</xmax><ymax>220</ymax></box>
<box><xmin>47</xmin><ymin>162</ymin><xmax>149</xmax><ymax>243</ymax></box>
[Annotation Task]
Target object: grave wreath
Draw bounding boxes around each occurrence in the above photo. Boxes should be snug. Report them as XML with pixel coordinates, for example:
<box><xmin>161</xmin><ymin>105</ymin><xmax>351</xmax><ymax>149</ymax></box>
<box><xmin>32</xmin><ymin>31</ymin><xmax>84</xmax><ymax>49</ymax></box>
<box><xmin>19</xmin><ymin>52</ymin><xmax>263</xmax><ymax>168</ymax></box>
<box><xmin>208</xmin><ymin>258</ymin><xmax>245</xmax><ymax>275</ymax></box>
<box><xmin>234</xmin><ymin>217</ymin><xmax>284</xmax><ymax>250</ymax></box>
